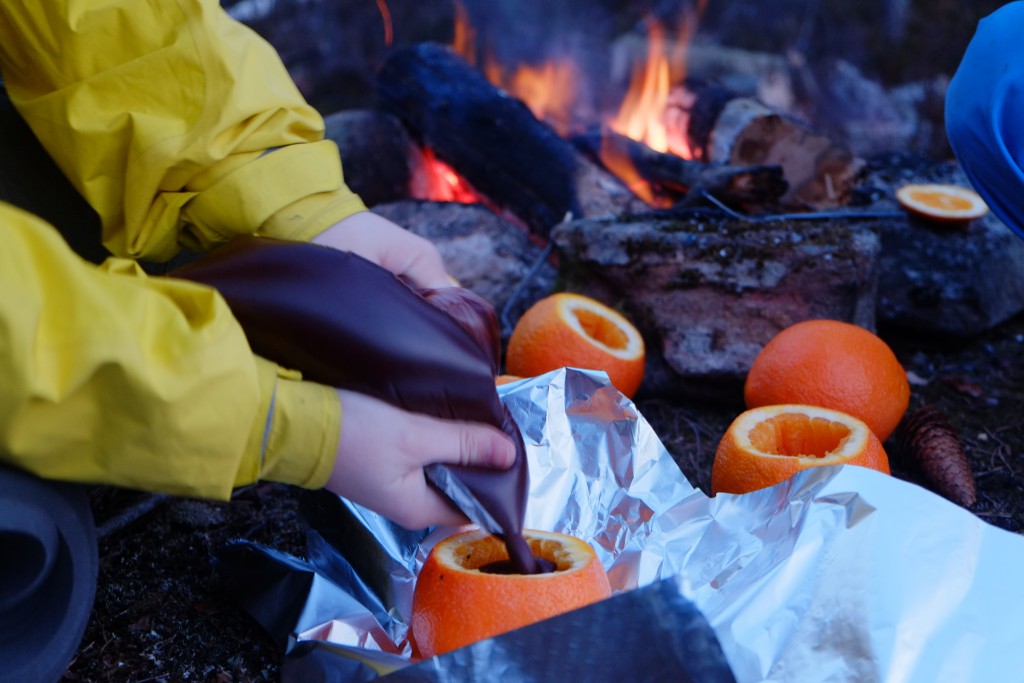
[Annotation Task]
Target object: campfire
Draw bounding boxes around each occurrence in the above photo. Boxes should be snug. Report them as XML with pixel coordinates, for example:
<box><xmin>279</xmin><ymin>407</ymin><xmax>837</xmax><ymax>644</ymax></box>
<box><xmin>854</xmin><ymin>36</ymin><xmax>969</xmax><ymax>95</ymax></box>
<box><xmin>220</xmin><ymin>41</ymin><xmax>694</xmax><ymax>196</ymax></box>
<box><xmin>395</xmin><ymin>1</ymin><xmax>861</xmax><ymax>219</ymax></box>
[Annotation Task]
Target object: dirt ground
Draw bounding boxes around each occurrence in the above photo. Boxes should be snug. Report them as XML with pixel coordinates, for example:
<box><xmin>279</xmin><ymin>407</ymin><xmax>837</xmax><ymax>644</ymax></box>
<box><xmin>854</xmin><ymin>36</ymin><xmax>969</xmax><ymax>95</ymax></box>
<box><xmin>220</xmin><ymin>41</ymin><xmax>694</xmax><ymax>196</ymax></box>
<box><xmin>62</xmin><ymin>309</ymin><xmax>1024</xmax><ymax>682</ymax></box>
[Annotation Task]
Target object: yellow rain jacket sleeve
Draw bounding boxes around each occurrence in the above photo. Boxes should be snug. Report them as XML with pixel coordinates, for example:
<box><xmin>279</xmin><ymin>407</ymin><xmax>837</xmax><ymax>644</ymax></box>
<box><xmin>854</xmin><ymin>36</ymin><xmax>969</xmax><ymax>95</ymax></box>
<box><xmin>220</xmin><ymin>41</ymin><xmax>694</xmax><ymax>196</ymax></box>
<box><xmin>0</xmin><ymin>0</ymin><xmax>367</xmax><ymax>262</ymax></box>
<box><xmin>0</xmin><ymin>203</ymin><xmax>340</xmax><ymax>499</ymax></box>
<box><xmin>0</xmin><ymin>1</ymin><xmax>369</xmax><ymax>497</ymax></box>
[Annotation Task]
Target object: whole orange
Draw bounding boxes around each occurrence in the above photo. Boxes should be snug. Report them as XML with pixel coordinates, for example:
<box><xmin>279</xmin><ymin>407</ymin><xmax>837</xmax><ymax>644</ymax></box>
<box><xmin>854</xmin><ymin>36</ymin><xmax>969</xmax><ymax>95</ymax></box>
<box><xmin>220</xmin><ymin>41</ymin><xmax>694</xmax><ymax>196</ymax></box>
<box><xmin>505</xmin><ymin>293</ymin><xmax>645</xmax><ymax>398</ymax></box>
<box><xmin>711</xmin><ymin>403</ymin><xmax>890</xmax><ymax>495</ymax></box>
<box><xmin>410</xmin><ymin>528</ymin><xmax>612</xmax><ymax>658</ymax></box>
<box><xmin>744</xmin><ymin>319</ymin><xmax>910</xmax><ymax>441</ymax></box>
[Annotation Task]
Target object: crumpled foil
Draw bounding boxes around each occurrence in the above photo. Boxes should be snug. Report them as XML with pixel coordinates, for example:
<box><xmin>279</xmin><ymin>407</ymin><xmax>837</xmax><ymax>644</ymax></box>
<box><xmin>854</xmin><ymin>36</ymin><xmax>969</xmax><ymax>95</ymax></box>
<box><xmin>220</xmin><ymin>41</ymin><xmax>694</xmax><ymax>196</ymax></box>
<box><xmin>222</xmin><ymin>367</ymin><xmax>1024</xmax><ymax>682</ymax></box>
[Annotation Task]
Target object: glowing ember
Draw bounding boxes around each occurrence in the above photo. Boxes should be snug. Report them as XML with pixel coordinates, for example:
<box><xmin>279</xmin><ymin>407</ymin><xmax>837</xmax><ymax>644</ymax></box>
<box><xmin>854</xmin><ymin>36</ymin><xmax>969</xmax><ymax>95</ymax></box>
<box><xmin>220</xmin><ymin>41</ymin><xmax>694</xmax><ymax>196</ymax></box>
<box><xmin>415</xmin><ymin>147</ymin><xmax>481</xmax><ymax>204</ymax></box>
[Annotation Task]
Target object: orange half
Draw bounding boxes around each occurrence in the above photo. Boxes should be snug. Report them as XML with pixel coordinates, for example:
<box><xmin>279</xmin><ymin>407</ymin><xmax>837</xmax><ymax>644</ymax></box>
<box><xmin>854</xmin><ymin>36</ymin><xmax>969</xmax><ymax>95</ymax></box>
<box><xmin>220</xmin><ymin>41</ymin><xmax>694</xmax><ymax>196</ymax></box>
<box><xmin>506</xmin><ymin>292</ymin><xmax>646</xmax><ymax>397</ymax></box>
<box><xmin>711</xmin><ymin>404</ymin><xmax>890</xmax><ymax>495</ymax></box>
<box><xmin>896</xmin><ymin>183</ymin><xmax>988</xmax><ymax>223</ymax></box>
<box><xmin>410</xmin><ymin>528</ymin><xmax>612</xmax><ymax>658</ymax></box>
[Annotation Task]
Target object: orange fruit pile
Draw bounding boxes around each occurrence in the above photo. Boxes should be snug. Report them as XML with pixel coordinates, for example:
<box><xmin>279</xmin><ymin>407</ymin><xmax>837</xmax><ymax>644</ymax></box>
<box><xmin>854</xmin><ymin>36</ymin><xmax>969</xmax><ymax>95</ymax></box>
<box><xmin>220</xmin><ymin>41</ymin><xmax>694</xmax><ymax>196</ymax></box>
<box><xmin>744</xmin><ymin>319</ymin><xmax>910</xmax><ymax>441</ymax></box>
<box><xmin>896</xmin><ymin>183</ymin><xmax>988</xmax><ymax>224</ymax></box>
<box><xmin>711</xmin><ymin>404</ymin><xmax>890</xmax><ymax>495</ymax></box>
<box><xmin>410</xmin><ymin>528</ymin><xmax>612</xmax><ymax>658</ymax></box>
<box><xmin>505</xmin><ymin>293</ymin><xmax>645</xmax><ymax>398</ymax></box>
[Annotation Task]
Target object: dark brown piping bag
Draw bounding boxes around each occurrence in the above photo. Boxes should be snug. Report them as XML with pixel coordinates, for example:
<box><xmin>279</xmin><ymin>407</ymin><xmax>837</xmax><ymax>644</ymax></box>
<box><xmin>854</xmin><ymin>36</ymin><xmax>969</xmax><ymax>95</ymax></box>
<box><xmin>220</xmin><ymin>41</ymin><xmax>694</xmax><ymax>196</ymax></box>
<box><xmin>170</xmin><ymin>236</ymin><xmax>540</xmax><ymax>573</ymax></box>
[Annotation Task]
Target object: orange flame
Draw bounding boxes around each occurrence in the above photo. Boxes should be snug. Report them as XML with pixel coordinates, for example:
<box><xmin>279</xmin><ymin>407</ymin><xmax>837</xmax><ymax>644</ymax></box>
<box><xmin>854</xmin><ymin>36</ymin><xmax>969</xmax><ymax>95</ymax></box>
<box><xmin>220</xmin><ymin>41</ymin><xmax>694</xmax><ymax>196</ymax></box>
<box><xmin>452</xmin><ymin>3</ymin><xmax>579</xmax><ymax>136</ymax></box>
<box><xmin>598</xmin><ymin>133</ymin><xmax>666</xmax><ymax>207</ymax></box>
<box><xmin>597</xmin><ymin>5</ymin><xmax>706</xmax><ymax>206</ymax></box>
<box><xmin>453</xmin><ymin>1</ymin><xmax>476</xmax><ymax>65</ymax></box>
<box><xmin>608</xmin><ymin>6</ymin><xmax>704</xmax><ymax>160</ymax></box>
<box><xmin>375</xmin><ymin>0</ymin><xmax>393</xmax><ymax>46</ymax></box>
<box><xmin>485</xmin><ymin>60</ymin><xmax>580</xmax><ymax>136</ymax></box>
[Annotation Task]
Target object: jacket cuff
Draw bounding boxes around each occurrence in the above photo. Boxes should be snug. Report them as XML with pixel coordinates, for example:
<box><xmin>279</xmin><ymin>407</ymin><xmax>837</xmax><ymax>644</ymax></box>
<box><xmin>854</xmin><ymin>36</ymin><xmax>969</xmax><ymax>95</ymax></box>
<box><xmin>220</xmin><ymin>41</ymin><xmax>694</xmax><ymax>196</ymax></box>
<box><xmin>180</xmin><ymin>140</ymin><xmax>364</xmax><ymax>250</ymax></box>
<box><xmin>258</xmin><ymin>187</ymin><xmax>367</xmax><ymax>243</ymax></box>
<box><xmin>236</xmin><ymin>357</ymin><xmax>341</xmax><ymax>490</ymax></box>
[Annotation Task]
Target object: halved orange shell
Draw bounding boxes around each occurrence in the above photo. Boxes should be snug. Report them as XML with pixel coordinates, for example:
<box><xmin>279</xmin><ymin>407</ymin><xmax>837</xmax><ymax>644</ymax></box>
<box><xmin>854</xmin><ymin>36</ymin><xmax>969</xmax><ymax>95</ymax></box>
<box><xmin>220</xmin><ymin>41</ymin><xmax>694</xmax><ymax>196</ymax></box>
<box><xmin>711</xmin><ymin>403</ymin><xmax>890</xmax><ymax>495</ymax></box>
<box><xmin>506</xmin><ymin>292</ymin><xmax>646</xmax><ymax>398</ymax></box>
<box><xmin>896</xmin><ymin>183</ymin><xmax>988</xmax><ymax>224</ymax></box>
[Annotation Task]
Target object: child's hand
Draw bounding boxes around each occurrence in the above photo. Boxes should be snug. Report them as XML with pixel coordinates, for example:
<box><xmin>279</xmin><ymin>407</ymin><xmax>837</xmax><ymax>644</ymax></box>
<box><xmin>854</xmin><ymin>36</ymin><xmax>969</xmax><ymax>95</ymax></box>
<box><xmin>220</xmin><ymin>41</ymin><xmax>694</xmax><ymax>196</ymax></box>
<box><xmin>313</xmin><ymin>211</ymin><xmax>452</xmax><ymax>290</ymax></box>
<box><xmin>324</xmin><ymin>390</ymin><xmax>516</xmax><ymax>530</ymax></box>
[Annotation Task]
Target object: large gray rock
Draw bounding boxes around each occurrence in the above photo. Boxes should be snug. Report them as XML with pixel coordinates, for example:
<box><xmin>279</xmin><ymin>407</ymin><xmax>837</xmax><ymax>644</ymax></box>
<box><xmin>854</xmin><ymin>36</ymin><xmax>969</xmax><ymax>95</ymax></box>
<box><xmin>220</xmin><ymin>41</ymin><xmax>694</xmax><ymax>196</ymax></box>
<box><xmin>876</xmin><ymin>212</ymin><xmax>1024</xmax><ymax>336</ymax></box>
<box><xmin>552</xmin><ymin>213</ymin><xmax>880</xmax><ymax>400</ymax></box>
<box><xmin>859</xmin><ymin>157</ymin><xmax>1024</xmax><ymax>336</ymax></box>
<box><xmin>373</xmin><ymin>200</ymin><xmax>557</xmax><ymax>336</ymax></box>
<box><xmin>324</xmin><ymin>109</ymin><xmax>419</xmax><ymax>208</ymax></box>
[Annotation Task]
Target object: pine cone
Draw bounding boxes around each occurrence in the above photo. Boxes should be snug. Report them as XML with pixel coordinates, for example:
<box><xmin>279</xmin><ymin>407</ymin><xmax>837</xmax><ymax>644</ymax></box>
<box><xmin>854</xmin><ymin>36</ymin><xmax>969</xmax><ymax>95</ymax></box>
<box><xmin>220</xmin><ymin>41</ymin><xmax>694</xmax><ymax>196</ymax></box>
<box><xmin>896</xmin><ymin>405</ymin><xmax>977</xmax><ymax>508</ymax></box>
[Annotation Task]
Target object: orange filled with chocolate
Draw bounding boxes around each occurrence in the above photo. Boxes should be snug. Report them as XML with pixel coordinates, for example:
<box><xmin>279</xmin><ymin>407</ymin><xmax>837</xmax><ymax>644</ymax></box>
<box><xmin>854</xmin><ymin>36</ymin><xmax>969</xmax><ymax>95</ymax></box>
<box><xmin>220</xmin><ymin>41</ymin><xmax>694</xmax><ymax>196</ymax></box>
<box><xmin>410</xmin><ymin>528</ymin><xmax>612</xmax><ymax>658</ymax></box>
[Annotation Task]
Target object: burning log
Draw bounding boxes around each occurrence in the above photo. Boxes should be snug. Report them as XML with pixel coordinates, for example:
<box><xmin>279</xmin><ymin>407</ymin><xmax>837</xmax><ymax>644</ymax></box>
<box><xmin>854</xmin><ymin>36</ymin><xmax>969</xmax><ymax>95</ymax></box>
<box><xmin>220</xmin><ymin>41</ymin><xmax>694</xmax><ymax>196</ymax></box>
<box><xmin>376</xmin><ymin>43</ymin><xmax>583</xmax><ymax>238</ymax></box>
<box><xmin>670</xmin><ymin>79</ymin><xmax>865</xmax><ymax>210</ymax></box>
<box><xmin>572</xmin><ymin>129</ymin><xmax>788</xmax><ymax>211</ymax></box>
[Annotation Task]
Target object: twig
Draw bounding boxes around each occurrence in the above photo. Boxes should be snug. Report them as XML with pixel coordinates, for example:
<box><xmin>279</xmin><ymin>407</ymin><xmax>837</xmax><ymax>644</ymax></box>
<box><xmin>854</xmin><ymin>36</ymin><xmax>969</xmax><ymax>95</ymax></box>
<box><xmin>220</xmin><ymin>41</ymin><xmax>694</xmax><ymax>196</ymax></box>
<box><xmin>699</xmin><ymin>189</ymin><xmax>904</xmax><ymax>223</ymax></box>
<box><xmin>499</xmin><ymin>212</ymin><xmax>572</xmax><ymax>337</ymax></box>
<box><xmin>97</xmin><ymin>493</ymin><xmax>172</xmax><ymax>540</ymax></box>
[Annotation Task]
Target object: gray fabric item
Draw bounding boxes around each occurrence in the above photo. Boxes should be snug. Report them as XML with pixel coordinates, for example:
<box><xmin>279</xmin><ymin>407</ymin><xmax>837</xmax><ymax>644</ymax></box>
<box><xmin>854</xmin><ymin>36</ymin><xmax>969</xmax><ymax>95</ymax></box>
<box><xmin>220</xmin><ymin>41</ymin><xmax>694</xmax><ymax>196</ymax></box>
<box><xmin>0</xmin><ymin>465</ymin><xmax>98</xmax><ymax>683</ymax></box>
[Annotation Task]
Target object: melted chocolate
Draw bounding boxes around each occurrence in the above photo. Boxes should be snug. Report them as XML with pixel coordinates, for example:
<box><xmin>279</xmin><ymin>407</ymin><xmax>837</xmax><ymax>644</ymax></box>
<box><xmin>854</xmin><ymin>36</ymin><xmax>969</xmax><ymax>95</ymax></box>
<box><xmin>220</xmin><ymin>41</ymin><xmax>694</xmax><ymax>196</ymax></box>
<box><xmin>171</xmin><ymin>237</ymin><xmax>547</xmax><ymax>574</ymax></box>
<box><xmin>502</xmin><ymin>530</ymin><xmax>547</xmax><ymax>575</ymax></box>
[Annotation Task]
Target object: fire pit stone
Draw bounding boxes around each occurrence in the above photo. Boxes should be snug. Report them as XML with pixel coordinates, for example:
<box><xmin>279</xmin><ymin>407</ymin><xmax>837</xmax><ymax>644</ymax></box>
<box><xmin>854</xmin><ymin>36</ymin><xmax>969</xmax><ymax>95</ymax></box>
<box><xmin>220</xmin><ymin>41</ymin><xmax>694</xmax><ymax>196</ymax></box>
<box><xmin>373</xmin><ymin>199</ymin><xmax>557</xmax><ymax>327</ymax></box>
<box><xmin>553</xmin><ymin>212</ymin><xmax>879</xmax><ymax>401</ymax></box>
<box><xmin>859</xmin><ymin>156</ymin><xmax>1024</xmax><ymax>337</ymax></box>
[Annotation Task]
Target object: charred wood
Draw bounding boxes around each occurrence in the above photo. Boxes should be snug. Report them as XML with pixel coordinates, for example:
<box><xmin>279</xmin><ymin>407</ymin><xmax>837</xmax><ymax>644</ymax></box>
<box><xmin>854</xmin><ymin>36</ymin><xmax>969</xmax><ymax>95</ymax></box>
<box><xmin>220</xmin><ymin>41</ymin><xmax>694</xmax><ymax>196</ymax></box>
<box><xmin>572</xmin><ymin>129</ymin><xmax>788</xmax><ymax>211</ymax></box>
<box><xmin>671</xmin><ymin>79</ymin><xmax>865</xmax><ymax>210</ymax></box>
<box><xmin>375</xmin><ymin>43</ymin><xmax>582</xmax><ymax>238</ymax></box>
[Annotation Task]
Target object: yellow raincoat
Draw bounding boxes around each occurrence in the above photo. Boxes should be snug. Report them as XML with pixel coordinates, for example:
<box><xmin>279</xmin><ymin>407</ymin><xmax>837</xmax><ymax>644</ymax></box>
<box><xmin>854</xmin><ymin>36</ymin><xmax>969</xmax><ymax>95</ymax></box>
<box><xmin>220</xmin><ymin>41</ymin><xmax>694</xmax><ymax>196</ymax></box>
<box><xmin>0</xmin><ymin>0</ymin><xmax>368</xmax><ymax>498</ymax></box>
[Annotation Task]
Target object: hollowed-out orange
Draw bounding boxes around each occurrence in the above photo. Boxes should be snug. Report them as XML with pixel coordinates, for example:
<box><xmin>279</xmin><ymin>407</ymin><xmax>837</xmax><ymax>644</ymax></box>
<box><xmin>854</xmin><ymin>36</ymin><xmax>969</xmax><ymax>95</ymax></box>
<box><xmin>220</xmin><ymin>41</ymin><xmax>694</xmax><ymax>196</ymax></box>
<box><xmin>712</xmin><ymin>403</ymin><xmax>891</xmax><ymax>495</ymax></box>
<box><xmin>506</xmin><ymin>293</ymin><xmax>645</xmax><ymax>398</ymax></box>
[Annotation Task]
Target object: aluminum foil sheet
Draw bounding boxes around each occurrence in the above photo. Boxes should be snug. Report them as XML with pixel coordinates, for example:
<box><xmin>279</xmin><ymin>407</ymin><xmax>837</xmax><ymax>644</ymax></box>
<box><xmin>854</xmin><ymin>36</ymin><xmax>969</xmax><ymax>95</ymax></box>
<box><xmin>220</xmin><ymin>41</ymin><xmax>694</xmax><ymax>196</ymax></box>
<box><xmin>255</xmin><ymin>367</ymin><xmax>1024</xmax><ymax>681</ymax></box>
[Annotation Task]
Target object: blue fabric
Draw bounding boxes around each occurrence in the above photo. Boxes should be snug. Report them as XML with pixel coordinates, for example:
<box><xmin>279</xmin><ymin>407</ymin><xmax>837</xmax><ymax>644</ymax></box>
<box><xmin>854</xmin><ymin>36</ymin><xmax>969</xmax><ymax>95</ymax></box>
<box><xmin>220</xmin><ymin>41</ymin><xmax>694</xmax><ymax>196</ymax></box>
<box><xmin>946</xmin><ymin>2</ymin><xmax>1024</xmax><ymax>239</ymax></box>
